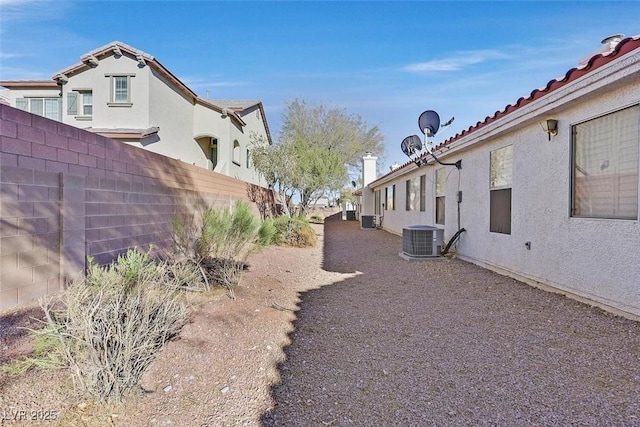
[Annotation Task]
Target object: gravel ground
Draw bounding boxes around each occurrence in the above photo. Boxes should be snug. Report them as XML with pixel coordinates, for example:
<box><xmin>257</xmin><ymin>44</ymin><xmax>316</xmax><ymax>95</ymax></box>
<box><xmin>1</xmin><ymin>214</ymin><xmax>639</xmax><ymax>426</ymax></box>
<box><xmin>263</xmin><ymin>214</ymin><xmax>640</xmax><ymax>426</ymax></box>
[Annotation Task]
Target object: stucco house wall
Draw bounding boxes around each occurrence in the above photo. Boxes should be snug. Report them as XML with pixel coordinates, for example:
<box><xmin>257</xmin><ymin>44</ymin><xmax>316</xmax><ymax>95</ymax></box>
<box><xmin>365</xmin><ymin>36</ymin><xmax>640</xmax><ymax>318</ymax></box>
<box><xmin>1</xmin><ymin>41</ymin><xmax>270</xmax><ymax>188</ymax></box>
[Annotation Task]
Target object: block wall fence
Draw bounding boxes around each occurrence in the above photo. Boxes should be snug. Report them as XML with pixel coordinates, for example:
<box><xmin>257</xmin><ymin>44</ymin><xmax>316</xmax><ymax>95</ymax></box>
<box><xmin>0</xmin><ymin>105</ymin><xmax>276</xmax><ymax>310</ymax></box>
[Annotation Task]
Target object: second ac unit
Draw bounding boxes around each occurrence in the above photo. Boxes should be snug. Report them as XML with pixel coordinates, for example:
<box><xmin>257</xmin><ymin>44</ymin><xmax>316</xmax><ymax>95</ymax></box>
<box><xmin>402</xmin><ymin>225</ymin><xmax>444</xmax><ymax>257</ymax></box>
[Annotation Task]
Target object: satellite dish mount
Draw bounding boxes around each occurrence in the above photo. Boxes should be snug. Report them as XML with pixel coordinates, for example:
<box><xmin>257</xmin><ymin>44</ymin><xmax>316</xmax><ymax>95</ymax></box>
<box><xmin>401</xmin><ymin>110</ymin><xmax>461</xmax><ymax>169</ymax></box>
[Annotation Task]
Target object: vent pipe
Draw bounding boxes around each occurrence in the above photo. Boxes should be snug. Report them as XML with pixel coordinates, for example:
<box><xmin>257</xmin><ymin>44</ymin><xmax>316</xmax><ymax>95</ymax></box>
<box><xmin>579</xmin><ymin>33</ymin><xmax>624</xmax><ymax>67</ymax></box>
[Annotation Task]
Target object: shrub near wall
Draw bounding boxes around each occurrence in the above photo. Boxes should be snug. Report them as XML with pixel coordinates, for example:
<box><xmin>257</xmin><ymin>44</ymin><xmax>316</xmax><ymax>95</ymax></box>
<box><xmin>0</xmin><ymin>105</ymin><xmax>274</xmax><ymax>310</ymax></box>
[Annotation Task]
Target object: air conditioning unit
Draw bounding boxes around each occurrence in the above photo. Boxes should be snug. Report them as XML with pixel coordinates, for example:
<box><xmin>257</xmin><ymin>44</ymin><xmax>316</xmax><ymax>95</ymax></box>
<box><xmin>361</xmin><ymin>215</ymin><xmax>375</xmax><ymax>229</ymax></box>
<box><xmin>373</xmin><ymin>215</ymin><xmax>383</xmax><ymax>228</ymax></box>
<box><xmin>402</xmin><ymin>225</ymin><xmax>444</xmax><ymax>258</ymax></box>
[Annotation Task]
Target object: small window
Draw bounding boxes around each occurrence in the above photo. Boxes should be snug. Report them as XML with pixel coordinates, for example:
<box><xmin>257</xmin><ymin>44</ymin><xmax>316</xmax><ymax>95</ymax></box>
<box><xmin>232</xmin><ymin>140</ymin><xmax>241</xmax><ymax>165</ymax></box>
<box><xmin>571</xmin><ymin>105</ymin><xmax>639</xmax><ymax>220</ymax></box>
<box><xmin>374</xmin><ymin>189</ymin><xmax>381</xmax><ymax>215</ymax></box>
<box><xmin>435</xmin><ymin>168</ymin><xmax>446</xmax><ymax>225</ymax></box>
<box><xmin>82</xmin><ymin>91</ymin><xmax>93</xmax><ymax>115</ymax></box>
<box><xmin>114</xmin><ymin>76</ymin><xmax>128</xmax><ymax>102</ymax></box>
<box><xmin>490</xmin><ymin>145</ymin><xmax>513</xmax><ymax>234</ymax></box>
<box><xmin>107</xmin><ymin>74</ymin><xmax>133</xmax><ymax>106</ymax></box>
<box><xmin>68</xmin><ymin>91</ymin><xmax>92</xmax><ymax>116</ymax></box>
<box><xmin>406</xmin><ymin>177</ymin><xmax>419</xmax><ymax>211</ymax></box>
<box><xmin>246</xmin><ymin>149</ymin><xmax>251</xmax><ymax>168</ymax></box>
<box><xmin>385</xmin><ymin>185</ymin><xmax>395</xmax><ymax>210</ymax></box>
<box><xmin>420</xmin><ymin>175</ymin><xmax>426</xmax><ymax>212</ymax></box>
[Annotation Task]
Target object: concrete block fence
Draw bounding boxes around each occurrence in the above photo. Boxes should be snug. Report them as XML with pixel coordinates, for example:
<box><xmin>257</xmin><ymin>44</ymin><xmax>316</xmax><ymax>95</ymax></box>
<box><xmin>0</xmin><ymin>105</ymin><xmax>275</xmax><ymax>310</ymax></box>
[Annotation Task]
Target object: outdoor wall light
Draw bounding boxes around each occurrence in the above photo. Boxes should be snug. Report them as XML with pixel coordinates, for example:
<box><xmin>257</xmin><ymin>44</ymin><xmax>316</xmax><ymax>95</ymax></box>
<box><xmin>541</xmin><ymin>119</ymin><xmax>558</xmax><ymax>141</ymax></box>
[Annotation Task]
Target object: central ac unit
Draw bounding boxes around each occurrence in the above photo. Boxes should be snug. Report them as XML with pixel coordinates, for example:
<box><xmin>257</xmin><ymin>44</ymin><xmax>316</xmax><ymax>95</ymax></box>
<box><xmin>361</xmin><ymin>215</ymin><xmax>375</xmax><ymax>229</ymax></box>
<box><xmin>402</xmin><ymin>225</ymin><xmax>444</xmax><ymax>258</ymax></box>
<box><xmin>373</xmin><ymin>215</ymin><xmax>383</xmax><ymax>228</ymax></box>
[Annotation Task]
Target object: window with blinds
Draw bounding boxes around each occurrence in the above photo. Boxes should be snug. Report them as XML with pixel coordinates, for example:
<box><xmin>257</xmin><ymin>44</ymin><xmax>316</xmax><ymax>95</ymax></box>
<box><xmin>490</xmin><ymin>145</ymin><xmax>513</xmax><ymax>234</ymax></box>
<box><xmin>114</xmin><ymin>76</ymin><xmax>128</xmax><ymax>102</ymax></box>
<box><xmin>435</xmin><ymin>168</ymin><xmax>446</xmax><ymax>225</ymax></box>
<box><xmin>572</xmin><ymin>105</ymin><xmax>639</xmax><ymax>220</ymax></box>
<box><xmin>405</xmin><ymin>177</ymin><xmax>419</xmax><ymax>211</ymax></box>
<box><xmin>106</xmin><ymin>74</ymin><xmax>133</xmax><ymax>105</ymax></box>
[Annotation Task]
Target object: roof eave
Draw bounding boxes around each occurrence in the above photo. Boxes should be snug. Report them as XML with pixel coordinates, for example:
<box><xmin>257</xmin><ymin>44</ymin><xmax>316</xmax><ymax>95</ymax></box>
<box><xmin>371</xmin><ymin>34</ymin><xmax>640</xmax><ymax>184</ymax></box>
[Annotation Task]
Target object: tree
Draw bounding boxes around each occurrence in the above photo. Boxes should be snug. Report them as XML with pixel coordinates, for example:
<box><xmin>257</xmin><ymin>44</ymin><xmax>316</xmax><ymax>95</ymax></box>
<box><xmin>252</xmin><ymin>99</ymin><xmax>385</xmax><ymax>214</ymax></box>
<box><xmin>281</xmin><ymin>99</ymin><xmax>386</xmax><ymax>173</ymax></box>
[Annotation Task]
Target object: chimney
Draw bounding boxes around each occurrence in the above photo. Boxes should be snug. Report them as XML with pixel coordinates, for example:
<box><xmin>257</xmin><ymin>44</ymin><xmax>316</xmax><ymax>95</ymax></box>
<box><xmin>579</xmin><ymin>34</ymin><xmax>624</xmax><ymax>67</ymax></box>
<box><xmin>362</xmin><ymin>152</ymin><xmax>377</xmax><ymax>187</ymax></box>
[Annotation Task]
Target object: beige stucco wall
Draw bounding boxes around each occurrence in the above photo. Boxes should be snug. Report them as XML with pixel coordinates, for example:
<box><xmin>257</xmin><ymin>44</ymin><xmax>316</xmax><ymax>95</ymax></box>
<box><xmin>369</xmin><ymin>51</ymin><xmax>640</xmax><ymax>318</ymax></box>
<box><xmin>4</xmin><ymin>48</ymin><xmax>270</xmax><ymax>188</ymax></box>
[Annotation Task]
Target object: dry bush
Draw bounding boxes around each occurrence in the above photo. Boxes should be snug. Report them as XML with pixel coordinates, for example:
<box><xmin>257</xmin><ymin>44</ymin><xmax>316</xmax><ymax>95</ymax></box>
<box><xmin>40</xmin><ymin>248</ymin><xmax>187</xmax><ymax>402</ymax></box>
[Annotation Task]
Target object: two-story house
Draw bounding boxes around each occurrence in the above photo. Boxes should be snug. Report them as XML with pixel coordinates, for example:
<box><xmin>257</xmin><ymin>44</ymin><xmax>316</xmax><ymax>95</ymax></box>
<box><xmin>0</xmin><ymin>41</ymin><xmax>271</xmax><ymax>186</ymax></box>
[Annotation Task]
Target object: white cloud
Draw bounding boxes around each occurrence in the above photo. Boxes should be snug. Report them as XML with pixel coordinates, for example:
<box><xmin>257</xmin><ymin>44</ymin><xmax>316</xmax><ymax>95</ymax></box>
<box><xmin>403</xmin><ymin>49</ymin><xmax>509</xmax><ymax>72</ymax></box>
<box><xmin>0</xmin><ymin>52</ymin><xmax>25</xmax><ymax>59</ymax></box>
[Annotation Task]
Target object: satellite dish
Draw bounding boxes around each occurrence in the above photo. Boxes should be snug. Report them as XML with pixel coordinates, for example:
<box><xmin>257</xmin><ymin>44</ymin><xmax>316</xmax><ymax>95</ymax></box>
<box><xmin>418</xmin><ymin>110</ymin><xmax>440</xmax><ymax>137</ymax></box>
<box><xmin>401</xmin><ymin>135</ymin><xmax>423</xmax><ymax>157</ymax></box>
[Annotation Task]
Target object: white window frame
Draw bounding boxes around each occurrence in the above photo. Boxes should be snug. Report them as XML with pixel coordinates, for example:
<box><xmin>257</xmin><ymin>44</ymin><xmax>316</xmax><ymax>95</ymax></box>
<box><xmin>81</xmin><ymin>91</ymin><xmax>93</xmax><ymax>116</ymax></box>
<box><xmin>571</xmin><ymin>105</ymin><xmax>639</xmax><ymax>220</ymax></box>
<box><xmin>106</xmin><ymin>74</ymin><xmax>134</xmax><ymax>106</ymax></box>
<box><xmin>232</xmin><ymin>140</ymin><xmax>241</xmax><ymax>166</ymax></box>
<box><xmin>406</xmin><ymin>177</ymin><xmax>419</xmax><ymax>211</ymax></box>
<box><xmin>490</xmin><ymin>145</ymin><xmax>513</xmax><ymax>234</ymax></box>
<box><xmin>16</xmin><ymin>97</ymin><xmax>61</xmax><ymax>121</ymax></box>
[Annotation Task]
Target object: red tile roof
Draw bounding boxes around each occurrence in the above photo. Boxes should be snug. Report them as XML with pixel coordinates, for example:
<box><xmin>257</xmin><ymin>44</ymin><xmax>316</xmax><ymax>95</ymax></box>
<box><xmin>390</xmin><ymin>34</ymin><xmax>640</xmax><ymax>176</ymax></box>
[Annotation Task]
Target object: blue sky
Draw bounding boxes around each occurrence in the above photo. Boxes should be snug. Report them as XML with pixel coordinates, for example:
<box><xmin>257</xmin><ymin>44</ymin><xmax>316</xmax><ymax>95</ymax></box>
<box><xmin>1</xmin><ymin>1</ymin><xmax>638</xmax><ymax>170</ymax></box>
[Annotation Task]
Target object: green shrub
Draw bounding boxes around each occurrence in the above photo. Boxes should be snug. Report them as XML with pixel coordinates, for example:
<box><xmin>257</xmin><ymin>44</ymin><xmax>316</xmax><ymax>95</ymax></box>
<box><xmin>272</xmin><ymin>215</ymin><xmax>317</xmax><ymax>247</ymax></box>
<box><xmin>257</xmin><ymin>218</ymin><xmax>278</xmax><ymax>247</ymax></box>
<box><xmin>171</xmin><ymin>200</ymin><xmax>263</xmax><ymax>298</ymax></box>
<box><xmin>309</xmin><ymin>215</ymin><xmax>324</xmax><ymax>224</ymax></box>
<box><xmin>1</xmin><ymin>334</ymin><xmax>66</xmax><ymax>376</ymax></box>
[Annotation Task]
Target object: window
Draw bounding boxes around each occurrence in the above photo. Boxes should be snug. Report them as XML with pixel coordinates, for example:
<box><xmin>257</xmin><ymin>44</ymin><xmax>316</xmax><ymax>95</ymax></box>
<box><xmin>490</xmin><ymin>145</ymin><xmax>513</xmax><ymax>234</ymax></box>
<box><xmin>246</xmin><ymin>149</ymin><xmax>251</xmax><ymax>168</ymax></box>
<box><xmin>232</xmin><ymin>140</ymin><xmax>241</xmax><ymax>165</ymax></box>
<box><xmin>374</xmin><ymin>189</ymin><xmax>381</xmax><ymax>215</ymax></box>
<box><xmin>114</xmin><ymin>76</ymin><xmax>128</xmax><ymax>102</ymax></box>
<box><xmin>385</xmin><ymin>185</ymin><xmax>395</xmax><ymax>210</ymax></box>
<box><xmin>16</xmin><ymin>97</ymin><xmax>61</xmax><ymax>121</ymax></box>
<box><xmin>82</xmin><ymin>92</ymin><xmax>93</xmax><ymax>115</ymax></box>
<box><xmin>420</xmin><ymin>175</ymin><xmax>426</xmax><ymax>212</ymax></box>
<box><xmin>67</xmin><ymin>91</ymin><xmax>92</xmax><ymax>117</ymax></box>
<box><xmin>572</xmin><ymin>105</ymin><xmax>639</xmax><ymax>220</ymax></box>
<box><xmin>435</xmin><ymin>168</ymin><xmax>446</xmax><ymax>225</ymax></box>
<box><xmin>106</xmin><ymin>74</ymin><xmax>133</xmax><ymax>105</ymax></box>
<box><xmin>406</xmin><ymin>177</ymin><xmax>419</xmax><ymax>211</ymax></box>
